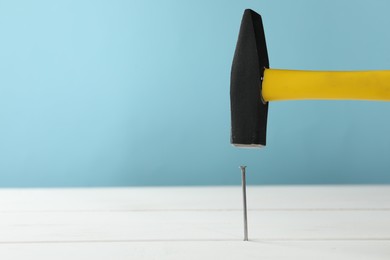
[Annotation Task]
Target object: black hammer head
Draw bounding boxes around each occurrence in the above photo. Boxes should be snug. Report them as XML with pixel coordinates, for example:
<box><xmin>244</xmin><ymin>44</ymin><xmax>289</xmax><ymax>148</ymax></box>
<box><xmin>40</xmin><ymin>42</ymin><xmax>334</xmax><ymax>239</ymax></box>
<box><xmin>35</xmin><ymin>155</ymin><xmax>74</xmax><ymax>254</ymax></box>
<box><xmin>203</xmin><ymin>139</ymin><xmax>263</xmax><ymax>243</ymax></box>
<box><xmin>230</xmin><ymin>9</ymin><xmax>269</xmax><ymax>147</ymax></box>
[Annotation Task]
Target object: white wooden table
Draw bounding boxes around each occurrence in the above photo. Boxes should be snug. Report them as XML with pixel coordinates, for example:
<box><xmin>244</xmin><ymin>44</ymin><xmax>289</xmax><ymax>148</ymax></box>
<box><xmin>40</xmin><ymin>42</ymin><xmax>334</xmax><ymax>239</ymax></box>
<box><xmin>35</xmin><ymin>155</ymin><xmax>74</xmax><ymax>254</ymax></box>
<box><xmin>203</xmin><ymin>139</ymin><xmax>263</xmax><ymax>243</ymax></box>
<box><xmin>0</xmin><ymin>186</ymin><xmax>389</xmax><ymax>259</ymax></box>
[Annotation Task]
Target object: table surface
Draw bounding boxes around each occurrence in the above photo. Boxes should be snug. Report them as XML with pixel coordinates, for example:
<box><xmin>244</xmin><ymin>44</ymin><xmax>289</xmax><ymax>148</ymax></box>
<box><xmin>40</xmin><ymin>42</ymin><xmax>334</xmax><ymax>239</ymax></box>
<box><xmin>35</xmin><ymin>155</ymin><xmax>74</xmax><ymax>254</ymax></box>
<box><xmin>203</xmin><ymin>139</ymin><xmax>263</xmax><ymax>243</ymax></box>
<box><xmin>0</xmin><ymin>185</ymin><xmax>389</xmax><ymax>259</ymax></box>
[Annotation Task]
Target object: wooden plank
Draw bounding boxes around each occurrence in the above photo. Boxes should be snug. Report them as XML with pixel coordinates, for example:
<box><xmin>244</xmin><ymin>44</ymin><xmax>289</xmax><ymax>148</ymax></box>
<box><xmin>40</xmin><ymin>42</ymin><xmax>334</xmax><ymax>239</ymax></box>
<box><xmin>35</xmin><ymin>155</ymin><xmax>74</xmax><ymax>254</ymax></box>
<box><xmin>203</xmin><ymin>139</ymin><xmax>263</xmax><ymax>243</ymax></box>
<box><xmin>0</xmin><ymin>241</ymin><xmax>389</xmax><ymax>260</ymax></box>
<box><xmin>0</xmin><ymin>211</ymin><xmax>389</xmax><ymax>242</ymax></box>
<box><xmin>0</xmin><ymin>186</ymin><xmax>389</xmax><ymax>211</ymax></box>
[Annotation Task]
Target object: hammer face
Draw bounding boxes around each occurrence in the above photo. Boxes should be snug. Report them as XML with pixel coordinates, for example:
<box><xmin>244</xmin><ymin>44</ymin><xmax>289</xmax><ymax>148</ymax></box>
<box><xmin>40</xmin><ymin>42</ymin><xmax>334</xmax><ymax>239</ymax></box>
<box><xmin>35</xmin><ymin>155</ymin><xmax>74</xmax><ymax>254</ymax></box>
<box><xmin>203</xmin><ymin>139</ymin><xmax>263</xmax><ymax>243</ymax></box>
<box><xmin>230</xmin><ymin>9</ymin><xmax>269</xmax><ymax>147</ymax></box>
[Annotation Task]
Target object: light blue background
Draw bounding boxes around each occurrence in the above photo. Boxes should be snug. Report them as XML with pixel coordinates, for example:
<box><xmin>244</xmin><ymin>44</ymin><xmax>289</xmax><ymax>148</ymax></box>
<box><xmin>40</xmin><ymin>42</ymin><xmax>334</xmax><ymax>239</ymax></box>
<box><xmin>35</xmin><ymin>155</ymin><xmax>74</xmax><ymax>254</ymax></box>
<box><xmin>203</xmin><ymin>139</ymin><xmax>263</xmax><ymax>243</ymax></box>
<box><xmin>1</xmin><ymin>0</ymin><xmax>390</xmax><ymax>187</ymax></box>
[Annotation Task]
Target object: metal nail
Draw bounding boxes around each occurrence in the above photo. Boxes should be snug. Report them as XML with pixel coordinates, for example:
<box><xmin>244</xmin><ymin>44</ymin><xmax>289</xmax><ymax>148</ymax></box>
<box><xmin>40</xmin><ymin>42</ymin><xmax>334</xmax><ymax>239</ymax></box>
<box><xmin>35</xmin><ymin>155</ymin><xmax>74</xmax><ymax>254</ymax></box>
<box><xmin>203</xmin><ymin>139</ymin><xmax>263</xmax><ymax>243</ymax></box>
<box><xmin>240</xmin><ymin>165</ymin><xmax>248</xmax><ymax>241</ymax></box>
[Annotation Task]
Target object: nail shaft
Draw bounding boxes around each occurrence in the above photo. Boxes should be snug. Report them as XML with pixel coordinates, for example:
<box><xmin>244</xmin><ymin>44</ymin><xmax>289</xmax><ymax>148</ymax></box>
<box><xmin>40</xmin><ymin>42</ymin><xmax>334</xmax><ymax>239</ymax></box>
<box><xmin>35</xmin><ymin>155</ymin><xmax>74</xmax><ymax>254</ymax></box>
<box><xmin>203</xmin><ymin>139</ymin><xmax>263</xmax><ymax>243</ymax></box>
<box><xmin>240</xmin><ymin>166</ymin><xmax>248</xmax><ymax>241</ymax></box>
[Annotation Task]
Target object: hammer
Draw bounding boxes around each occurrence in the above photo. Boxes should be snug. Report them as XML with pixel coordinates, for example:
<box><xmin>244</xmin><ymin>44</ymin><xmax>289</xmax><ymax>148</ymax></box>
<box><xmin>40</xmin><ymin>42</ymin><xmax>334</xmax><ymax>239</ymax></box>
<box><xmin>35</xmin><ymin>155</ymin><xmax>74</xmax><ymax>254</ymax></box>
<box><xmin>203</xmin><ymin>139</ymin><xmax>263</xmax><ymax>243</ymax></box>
<box><xmin>231</xmin><ymin>9</ymin><xmax>390</xmax><ymax>147</ymax></box>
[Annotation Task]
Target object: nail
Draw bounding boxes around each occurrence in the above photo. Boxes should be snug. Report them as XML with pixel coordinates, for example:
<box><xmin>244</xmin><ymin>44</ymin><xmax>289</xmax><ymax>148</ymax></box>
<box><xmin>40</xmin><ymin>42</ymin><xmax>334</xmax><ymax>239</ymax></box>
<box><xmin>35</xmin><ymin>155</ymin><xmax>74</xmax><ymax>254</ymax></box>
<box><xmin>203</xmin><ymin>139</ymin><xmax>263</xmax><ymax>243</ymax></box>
<box><xmin>240</xmin><ymin>166</ymin><xmax>248</xmax><ymax>241</ymax></box>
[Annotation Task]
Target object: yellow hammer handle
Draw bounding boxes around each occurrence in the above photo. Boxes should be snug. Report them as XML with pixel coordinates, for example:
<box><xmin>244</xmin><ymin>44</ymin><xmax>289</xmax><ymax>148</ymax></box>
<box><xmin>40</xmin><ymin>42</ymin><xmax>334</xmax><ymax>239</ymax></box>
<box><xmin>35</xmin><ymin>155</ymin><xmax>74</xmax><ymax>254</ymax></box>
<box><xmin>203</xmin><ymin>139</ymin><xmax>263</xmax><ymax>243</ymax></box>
<box><xmin>262</xmin><ymin>69</ymin><xmax>390</xmax><ymax>102</ymax></box>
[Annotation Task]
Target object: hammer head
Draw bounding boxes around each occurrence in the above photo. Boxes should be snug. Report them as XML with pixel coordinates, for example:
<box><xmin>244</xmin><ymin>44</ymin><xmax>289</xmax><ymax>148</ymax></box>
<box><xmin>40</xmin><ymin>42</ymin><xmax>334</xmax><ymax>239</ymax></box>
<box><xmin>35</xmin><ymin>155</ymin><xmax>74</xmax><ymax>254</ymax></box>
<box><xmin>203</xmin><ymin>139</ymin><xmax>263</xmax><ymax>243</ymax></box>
<box><xmin>230</xmin><ymin>9</ymin><xmax>269</xmax><ymax>147</ymax></box>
